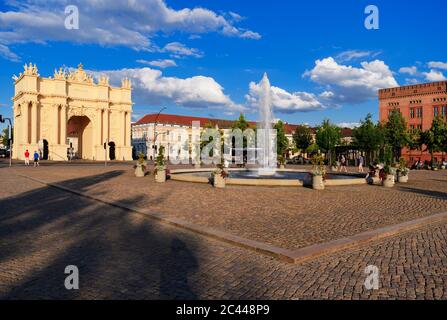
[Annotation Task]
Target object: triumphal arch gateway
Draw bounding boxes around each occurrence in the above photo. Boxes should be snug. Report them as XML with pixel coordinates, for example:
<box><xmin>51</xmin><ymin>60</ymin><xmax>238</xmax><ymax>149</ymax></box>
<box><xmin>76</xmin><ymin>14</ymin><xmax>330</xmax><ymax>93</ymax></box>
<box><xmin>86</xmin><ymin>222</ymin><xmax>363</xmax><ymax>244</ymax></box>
<box><xmin>12</xmin><ymin>63</ymin><xmax>132</xmax><ymax>161</ymax></box>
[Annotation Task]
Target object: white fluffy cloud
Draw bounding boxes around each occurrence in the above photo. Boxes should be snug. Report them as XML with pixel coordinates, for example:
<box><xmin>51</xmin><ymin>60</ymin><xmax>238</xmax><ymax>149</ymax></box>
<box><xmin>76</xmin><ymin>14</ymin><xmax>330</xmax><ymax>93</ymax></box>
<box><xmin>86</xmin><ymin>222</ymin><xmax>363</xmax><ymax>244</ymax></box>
<box><xmin>96</xmin><ymin>67</ymin><xmax>244</xmax><ymax>111</ymax></box>
<box><xmin>0</xmin><ymin>0</ymin><xmax>260</xmax><ymax>60</ymax></box>
<box><xmin>423</xmin><ymin>69</ymin><xmax>447</xmax><ymax>82</ymax></box>
<box><xmin>399</xmin><ymin>66</ymin><xmax>418</xmax><ymax>75</ymax></box>
<box><xmin>162</xmin><ymin>42</ymin><xmax>203</xmax><ymax>58</ymax></box>
<box><xmin>136</xmin><ymin>59</ymin><xmax>177</xmax><ymax>68</ymax></box>
<box><xmin>304</xmin><ymin>57</ymin><xmax>398</xmax><ymax>104</ymax></box>
<box><xmin>335</xmin><ymin>50</ymin><xmax>381</xmax><ymax>62</ymax></box>
<box><xmin>245</xmin><ymin>81</ymin><xmax>324</xmax><ymax>113</ymax></box>
<box><xmin>337</xmin><ymin>122</ymin><xmax>360</xmax><ymax>129</ymax></box>
<box><xmin>428</xmin><ymin>61</ymin><xmax>447</xmax><ymax>70</ymax></box>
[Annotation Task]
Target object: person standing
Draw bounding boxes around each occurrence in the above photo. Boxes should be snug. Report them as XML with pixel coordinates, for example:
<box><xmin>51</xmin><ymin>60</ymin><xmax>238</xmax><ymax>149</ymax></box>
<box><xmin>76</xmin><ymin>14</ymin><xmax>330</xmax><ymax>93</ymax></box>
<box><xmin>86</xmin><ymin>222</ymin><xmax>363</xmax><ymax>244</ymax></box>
<box><xmin>358</xmin><ymin>155</ymin><xmax>364</xmax><ymax>173</ymax></box>
<box><xmin>24</xmin><ymin>149</ymin><xmax>30</xmax><ymax>166</ymax></box>
<box><xmin>340</xmin><ymin>155</ymin><xmax>348</xmax><ymax>172</ymax></box>
<box><xmin>33</xmin><ymin>151</ymin><xmax>40</xmax><ymax>167</ymax></box>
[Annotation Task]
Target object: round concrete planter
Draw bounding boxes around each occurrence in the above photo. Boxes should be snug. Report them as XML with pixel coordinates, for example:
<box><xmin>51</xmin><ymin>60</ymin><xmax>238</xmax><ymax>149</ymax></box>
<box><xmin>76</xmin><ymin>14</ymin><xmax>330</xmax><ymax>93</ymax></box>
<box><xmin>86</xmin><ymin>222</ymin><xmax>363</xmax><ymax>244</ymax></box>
<box><xmin>382</xmin><ymin>175</ymin><xmax>395</xmax><ymax>188</ymax></box>
<box><xmin>213</xmin><ymin>172</ymin><xmax>226</xmax><ymax>188</ymax></box>
<box><xmin>398</xmin><ymin>173</ymin><xmax>408</xmax><ymax>183</ymax></box>
<box><xmin>155</xmin><ymin>169</ymin><xmax>166</xmax><ymax>183</ymax></box>
<box><xmin>279</xmin><ymin>164</ymin><xmax>285</xmax><ymax>169</ymax></box>
<box><xmin>442</xmin><ymin>165</ymin><xmax>446</xmax><ymax>170</ymax></box>
<box><xmin>312</xmin><ymin>175</ymin><xmax>325</xmax><ymax>190</ymax></box>
<box><xmin>134</xmin><ymin>163</ymin><xmax>145</xmax><ymax>178</ymax></box>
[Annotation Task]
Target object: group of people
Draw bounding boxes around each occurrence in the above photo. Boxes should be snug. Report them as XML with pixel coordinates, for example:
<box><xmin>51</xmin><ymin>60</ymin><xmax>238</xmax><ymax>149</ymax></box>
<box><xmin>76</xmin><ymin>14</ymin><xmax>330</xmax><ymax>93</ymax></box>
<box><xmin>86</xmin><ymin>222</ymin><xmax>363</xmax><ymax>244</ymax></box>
<box><xmin>411</xmin><ymin>158</ymin><xmax>447</xmax><ymax>170</ymax></box>
<box><xmin>23</xmin><ymin>149</ymin><xmax>40</xmax><ymax>167</ymax></box>
<box><xmin>334</xmin><ymin>154</ymin><xmax>365</xmax><ymax>173</ymax></box>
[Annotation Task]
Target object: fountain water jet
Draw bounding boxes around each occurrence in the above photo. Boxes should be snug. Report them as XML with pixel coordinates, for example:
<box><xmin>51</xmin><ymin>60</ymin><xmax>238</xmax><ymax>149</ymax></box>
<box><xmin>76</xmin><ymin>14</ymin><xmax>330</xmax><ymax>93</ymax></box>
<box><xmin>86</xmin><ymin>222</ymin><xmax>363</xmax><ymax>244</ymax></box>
<box><xmin>257</xmin><ymin>73</ymin><xmax>277</xmax><ymax>176</ymax></box>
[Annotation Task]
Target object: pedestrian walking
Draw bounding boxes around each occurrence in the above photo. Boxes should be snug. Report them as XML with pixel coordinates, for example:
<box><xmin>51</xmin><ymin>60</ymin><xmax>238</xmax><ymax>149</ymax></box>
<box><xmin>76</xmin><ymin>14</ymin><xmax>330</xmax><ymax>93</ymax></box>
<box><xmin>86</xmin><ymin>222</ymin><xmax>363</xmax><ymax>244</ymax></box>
<box><xmin>358</xmin><ymin>155</ymin><xmax>364</xmax><ymax>173</ymax></box>
<box><xmin>33</xmin><ymin>151</ymin><xmax>39</xmax><ymax>167</ymax></box>
<box><xmin>24</xmin><ymin>149</ymin><xmax>30</xmax><ymax>166</ymax></box>
<box><xmin>340</xmin><ymin>155</ymin><xmax>347</xmax><ymax>173</ymax></box>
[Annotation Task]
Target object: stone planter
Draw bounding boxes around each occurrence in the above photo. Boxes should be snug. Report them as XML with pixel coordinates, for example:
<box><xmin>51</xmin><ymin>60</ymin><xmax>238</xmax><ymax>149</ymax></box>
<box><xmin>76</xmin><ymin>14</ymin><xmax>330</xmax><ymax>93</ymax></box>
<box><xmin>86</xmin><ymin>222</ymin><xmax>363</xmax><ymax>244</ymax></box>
<box><xmin>442</xmin><ymin>165</ymin><xmax>446</xmax><ymax>170</ymax></box>
<box><xmin>213</xmin><ymin>172</ymin><xmax>226</xmax><ymax>188</ymax></box>
<box><xmin>382</xmin><ymin>174</ymin><xmax>395</xmax><ymax>188</ymax></box>
<box><xmin>194</xmin><ymin>163</ymin><xmax>201</xmax><ymax>169</ymax></box>
<box><xmin>155</xmin><ymin>169</ymin><xmax>166</xmax><ymax>183</ymax></box>
<box><xmin>134</xmin><ymin>163</ymin><xmax>146</xmax><ymax>177</ymax></box>
<box><xmin>312</xmin><ymin>175</ymin><xmax>325</xmax><ymax>190</ymax></box>
<box><xmin>279</xmin><ymin>164</ymin><xmax>285</xmax><ymax>169</ymax></box>
<box><xmin>398</xmin><ymin>173</ymin><xmax>408</xmax><ymax>183</ymax></box>
<box><xmin>331</xmin><ymin>166</ymin><xmax>338</xmax><ymax>172</ymax></box>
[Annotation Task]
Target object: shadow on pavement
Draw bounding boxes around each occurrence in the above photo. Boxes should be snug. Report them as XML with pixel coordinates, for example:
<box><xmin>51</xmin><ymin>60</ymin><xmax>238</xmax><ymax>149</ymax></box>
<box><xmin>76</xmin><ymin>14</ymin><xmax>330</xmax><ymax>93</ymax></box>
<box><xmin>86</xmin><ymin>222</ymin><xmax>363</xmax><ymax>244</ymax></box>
<box><xmin>398</xmin><ymin>186</ymin><xmax>447</xmax><ymax>200</ymax></box>
<box><xmin>0</xmin><ymin>171</ymin><xmax>201</xmax><ymax>299</ymax></box>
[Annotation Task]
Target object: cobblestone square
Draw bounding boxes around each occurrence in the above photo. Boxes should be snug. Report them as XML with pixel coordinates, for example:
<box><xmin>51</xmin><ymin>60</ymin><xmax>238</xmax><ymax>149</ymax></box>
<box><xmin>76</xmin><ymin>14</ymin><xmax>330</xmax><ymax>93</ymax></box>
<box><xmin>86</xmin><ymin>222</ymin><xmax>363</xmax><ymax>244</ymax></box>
<box><xmin>0</xmin><ymin>162</ymin><xmax>446</xmax><ymax>299</ymax></box>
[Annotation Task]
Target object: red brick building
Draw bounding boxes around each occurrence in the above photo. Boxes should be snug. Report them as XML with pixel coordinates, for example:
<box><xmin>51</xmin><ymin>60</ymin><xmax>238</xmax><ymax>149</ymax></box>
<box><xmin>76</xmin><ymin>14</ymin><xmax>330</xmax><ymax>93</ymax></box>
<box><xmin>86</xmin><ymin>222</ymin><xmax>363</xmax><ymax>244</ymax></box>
<box><xmin>379</xmin><ymin>81</ymin><xmax>447</xmax><ymax>163</ymax></box>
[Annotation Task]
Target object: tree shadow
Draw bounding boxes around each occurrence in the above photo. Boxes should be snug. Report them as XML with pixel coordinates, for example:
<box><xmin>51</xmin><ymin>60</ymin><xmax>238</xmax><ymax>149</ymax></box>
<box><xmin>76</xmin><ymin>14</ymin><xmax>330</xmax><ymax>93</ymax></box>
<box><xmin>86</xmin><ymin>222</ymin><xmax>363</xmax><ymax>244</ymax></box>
<box><xmin>398</xmin><ymin>186</ymin><xmax>447</xmax><ymax>200</ymax></box>
<box><xmin>0</xmin><ymin>171</ymin><xmax>202</xmax><ymax>299</ymax></box>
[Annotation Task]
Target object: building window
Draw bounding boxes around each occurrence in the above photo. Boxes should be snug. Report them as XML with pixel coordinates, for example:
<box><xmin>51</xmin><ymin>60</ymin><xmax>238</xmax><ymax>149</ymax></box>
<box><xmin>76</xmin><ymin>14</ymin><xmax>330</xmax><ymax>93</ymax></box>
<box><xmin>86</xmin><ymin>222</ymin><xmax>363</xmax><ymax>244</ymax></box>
<box><xmin>416</xmin><ymin>107</ymin><xmax>423</xmax><ymax>118</ymax></box>
<box><xmin>442</xmin><ymin>105</ymin><xmax>447</xmax><ymax>117</ymax></box>
<box><xmin>434</xmin><ymin>106</ymin><xmax>439</xmax><ymax>117</ymax></box>
<box><xmin>410</xmin><ymin>108</ymin><xmax>415</xmax><ymax>119</ymax></box>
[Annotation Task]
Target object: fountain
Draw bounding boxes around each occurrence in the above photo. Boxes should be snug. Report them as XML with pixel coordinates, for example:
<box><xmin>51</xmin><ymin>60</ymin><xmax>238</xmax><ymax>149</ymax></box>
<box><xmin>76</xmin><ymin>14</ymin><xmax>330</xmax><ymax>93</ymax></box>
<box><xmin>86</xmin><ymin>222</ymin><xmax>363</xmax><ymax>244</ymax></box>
<box><xmin>257</xmin><ymin>73</ymin><xmax>277</xmax><ymax>176</ymax></box>
<box><xmin>170</xmin><ymin>73</ymin><xmax>368</xmax><ymax>187</ymax></box>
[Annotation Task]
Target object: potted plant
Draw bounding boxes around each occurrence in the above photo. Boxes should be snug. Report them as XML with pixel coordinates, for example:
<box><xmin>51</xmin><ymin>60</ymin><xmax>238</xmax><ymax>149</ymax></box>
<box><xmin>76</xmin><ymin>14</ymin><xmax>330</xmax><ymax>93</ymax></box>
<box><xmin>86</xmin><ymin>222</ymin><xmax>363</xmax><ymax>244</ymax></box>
<box><xmin>330</xmin><ymin>158</ymin><xmax>338</xmax><ymax>172</ymax></box>
<box><xmin>380</xmin><ymin>165</ymin><xmax>395</xmax><ymax>188</ymax></box>
<box><xmin>311</xmin><ymin>154</ymin><xmax>326</xmax><ymax>190</ymax></box>
<box><xmin>278</xmin><ymin>155</ymin><xmax>286</xmax><ymax>169</ymax></box>
<box><xmin>397</xmin><ymin>157</ymin><xmax>409</xmax><ymax>183</ymax></box>
<box><xmin>213</xmin><ymin>161</ymin><xmax>228</xmax><ymax>188</ymax></box>
<box><xmin>154</xmin><ymin>146</ymin><xmax>167</xmax><ymax>183</ymax></box>
<box><xmin>134</xmin><ymin>152</ymin><xmax>147</xmax><ymax>178</ymax></box>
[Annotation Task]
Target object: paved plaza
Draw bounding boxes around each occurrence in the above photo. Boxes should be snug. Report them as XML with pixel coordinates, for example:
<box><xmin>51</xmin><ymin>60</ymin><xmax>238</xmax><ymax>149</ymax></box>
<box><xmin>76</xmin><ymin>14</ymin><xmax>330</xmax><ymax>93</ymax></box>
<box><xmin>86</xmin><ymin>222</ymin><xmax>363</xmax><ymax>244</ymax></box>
<box><xmin>0</xmin><ymin>161</ymin><xmax>446</xmax><ymax>299</ymax></box>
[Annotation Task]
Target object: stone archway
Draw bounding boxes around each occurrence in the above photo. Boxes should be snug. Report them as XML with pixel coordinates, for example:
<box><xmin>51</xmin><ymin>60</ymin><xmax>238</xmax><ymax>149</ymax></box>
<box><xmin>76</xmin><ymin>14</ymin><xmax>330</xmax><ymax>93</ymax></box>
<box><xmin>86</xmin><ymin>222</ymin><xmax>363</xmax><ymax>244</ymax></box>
<box><xmin>67</xmin><ymin>116</ymin><xmax>93</xmax><ymax>159</ymax></box>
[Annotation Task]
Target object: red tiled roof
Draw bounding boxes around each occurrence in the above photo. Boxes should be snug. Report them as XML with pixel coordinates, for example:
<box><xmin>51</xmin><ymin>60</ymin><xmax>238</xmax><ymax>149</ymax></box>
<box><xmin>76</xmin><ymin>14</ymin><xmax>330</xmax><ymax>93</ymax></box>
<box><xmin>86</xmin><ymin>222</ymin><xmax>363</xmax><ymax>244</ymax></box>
<box><xmin>134</xmin><ymin>114</ymin><xmax>353</xmax><ymax>137</ymax></box>
<box><xmin>135</xmin><ymin>113</ymin><xmax>256</xmax><ymax>129</ymax></box>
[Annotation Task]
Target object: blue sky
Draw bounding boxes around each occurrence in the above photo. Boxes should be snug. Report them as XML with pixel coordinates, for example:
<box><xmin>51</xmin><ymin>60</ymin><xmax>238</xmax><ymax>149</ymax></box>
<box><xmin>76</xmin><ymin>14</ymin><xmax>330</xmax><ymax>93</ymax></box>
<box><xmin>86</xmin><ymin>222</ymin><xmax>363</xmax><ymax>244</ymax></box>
<box><xmin>1</xmin><ymin>0</ymin><xmax>446</xmax><ymax>132</ymax></box>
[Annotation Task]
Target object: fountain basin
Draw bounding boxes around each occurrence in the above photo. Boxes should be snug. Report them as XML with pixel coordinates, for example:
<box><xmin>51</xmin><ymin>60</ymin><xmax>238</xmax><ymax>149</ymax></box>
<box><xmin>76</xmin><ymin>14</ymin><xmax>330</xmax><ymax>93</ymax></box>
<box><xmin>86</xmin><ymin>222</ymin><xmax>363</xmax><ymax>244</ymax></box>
<box><xmin>170</xmin><ymin>168</ymin><xmax>367</xmax><ymax>187</ymax></box>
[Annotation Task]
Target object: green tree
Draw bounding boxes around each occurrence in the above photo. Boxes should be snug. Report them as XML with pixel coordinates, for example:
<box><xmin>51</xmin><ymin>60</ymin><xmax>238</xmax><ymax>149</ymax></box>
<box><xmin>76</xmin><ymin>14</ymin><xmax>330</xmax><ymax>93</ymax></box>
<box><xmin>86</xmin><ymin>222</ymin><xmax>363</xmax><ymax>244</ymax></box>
<box><xmin>1</xmin><ymin>128</ymin><xmax>9</xmax><ymax>148</ymax></box>
<box><xmin>231</xmin><ymin>113</ymin><xmax>252</xmax><ymax>131</ymax></box>
<box><xmin>231</xmin><ymin>114</ymin><xmax>254</xmax><ymax>164</ymax></box>
<box><xmin>293</xmin><ymin>125</ymin><xmax>312</xmax><ymax>164</ymax></box>
<box><xmin>315</xmin><ymin>119</ymin><xmax>341</xmax><ymax>165</ymax></box>
<box><xmin>442</xmin><ymin>122</ymin><xmax>447</xmax><ymax>160</ymax></box>
<box><xmin>352</xmin><ymin>114</ymin><xmax>384</xmax><ymax>164</ymax></box>
<box><xmin>384</xmin><ymin>108</ymin><xmax>409</xmax><ymax>162</ymax></box>
<box><xmin>273</xmin><ymin>120</ymin><xmax>289</xmax><ymax>158</ymax></box>
<box><xmin>420</xmin><ymin>116</ymin><xmax>445</xmax><ymax>165</ymax></box>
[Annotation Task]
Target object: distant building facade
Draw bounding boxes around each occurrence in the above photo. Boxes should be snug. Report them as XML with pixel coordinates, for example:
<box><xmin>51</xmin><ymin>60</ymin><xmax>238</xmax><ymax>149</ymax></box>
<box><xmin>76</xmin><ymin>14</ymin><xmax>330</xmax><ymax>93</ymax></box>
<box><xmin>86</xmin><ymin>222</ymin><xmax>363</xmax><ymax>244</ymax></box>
<box><xmin>379</xmin><ymin>81</ymin><xmax>447</xmax><ymax>163</ymax></box>
<box><xmin>132</xmin><ymin>113</ymin><xmax>353</xmax><ymax>160</ymax></box>
<box><xmin>12</xmin><ymin>63</ymin><xmax>133</xmax><ymax>161</ymax></box>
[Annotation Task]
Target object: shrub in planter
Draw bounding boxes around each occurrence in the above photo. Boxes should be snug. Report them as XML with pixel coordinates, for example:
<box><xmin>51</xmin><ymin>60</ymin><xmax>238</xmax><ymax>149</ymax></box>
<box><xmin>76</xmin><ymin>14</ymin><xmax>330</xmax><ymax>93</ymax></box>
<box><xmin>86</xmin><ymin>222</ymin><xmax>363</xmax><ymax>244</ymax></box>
<box><xmin>397</xmin><ymin>157</ymin><xmax>409</xmax><ymax>183</ymax></box>
<box><xmin>278</xmin><ymin>155</ymin><xmax>285</xmax><ymax>169</ymax></box>
<box><xmin>154</xmin><ymin>146</ymin><xmax>166</xmax><ymax>183</ymax></box>
<box><xmin>213</xmin><ymin>163</ymin><xmax>228</xmax><ymax>188</ymax></box>
<box><xmin>380</xmin><ymin>165</ymin><xmax>395</xmax><ymax>188</ymax></box>
<box><xmin>134</xmin><ymin>152</ymin><xmax>147</xmax><ymax>177</ymax></box>
<box><xmin>311</xmin><ymin>154</ymin><xmax>326</xmax><ymax>190</ymax></box>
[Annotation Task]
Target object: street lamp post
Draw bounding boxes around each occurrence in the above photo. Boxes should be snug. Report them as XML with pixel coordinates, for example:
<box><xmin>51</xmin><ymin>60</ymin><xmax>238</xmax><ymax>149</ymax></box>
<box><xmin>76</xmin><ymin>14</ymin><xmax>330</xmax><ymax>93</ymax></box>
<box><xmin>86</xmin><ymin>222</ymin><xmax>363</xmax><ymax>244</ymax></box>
<box><xmin>0</xmin><ymin>115</ymin><xmax>12</xmax><ymax>167</ymax></box>
<box><xmin>152</xmin><ymin>107</ymin><xmax>167</xmax><ymax>161</ymax></box>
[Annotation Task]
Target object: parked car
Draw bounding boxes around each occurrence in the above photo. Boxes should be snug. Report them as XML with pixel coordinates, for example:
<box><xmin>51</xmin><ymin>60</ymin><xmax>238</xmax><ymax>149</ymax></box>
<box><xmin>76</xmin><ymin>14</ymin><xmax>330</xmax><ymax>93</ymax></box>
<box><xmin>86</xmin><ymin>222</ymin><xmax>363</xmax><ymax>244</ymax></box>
<box><xmin>287</xmin><ymin>155</ymin><xmax>309</xmax><ymax>164</ymax></box>
<box><xmin>0</xmin><ymin>149</ymin><xmax>10</xmax><ymax>158</ymax></box>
